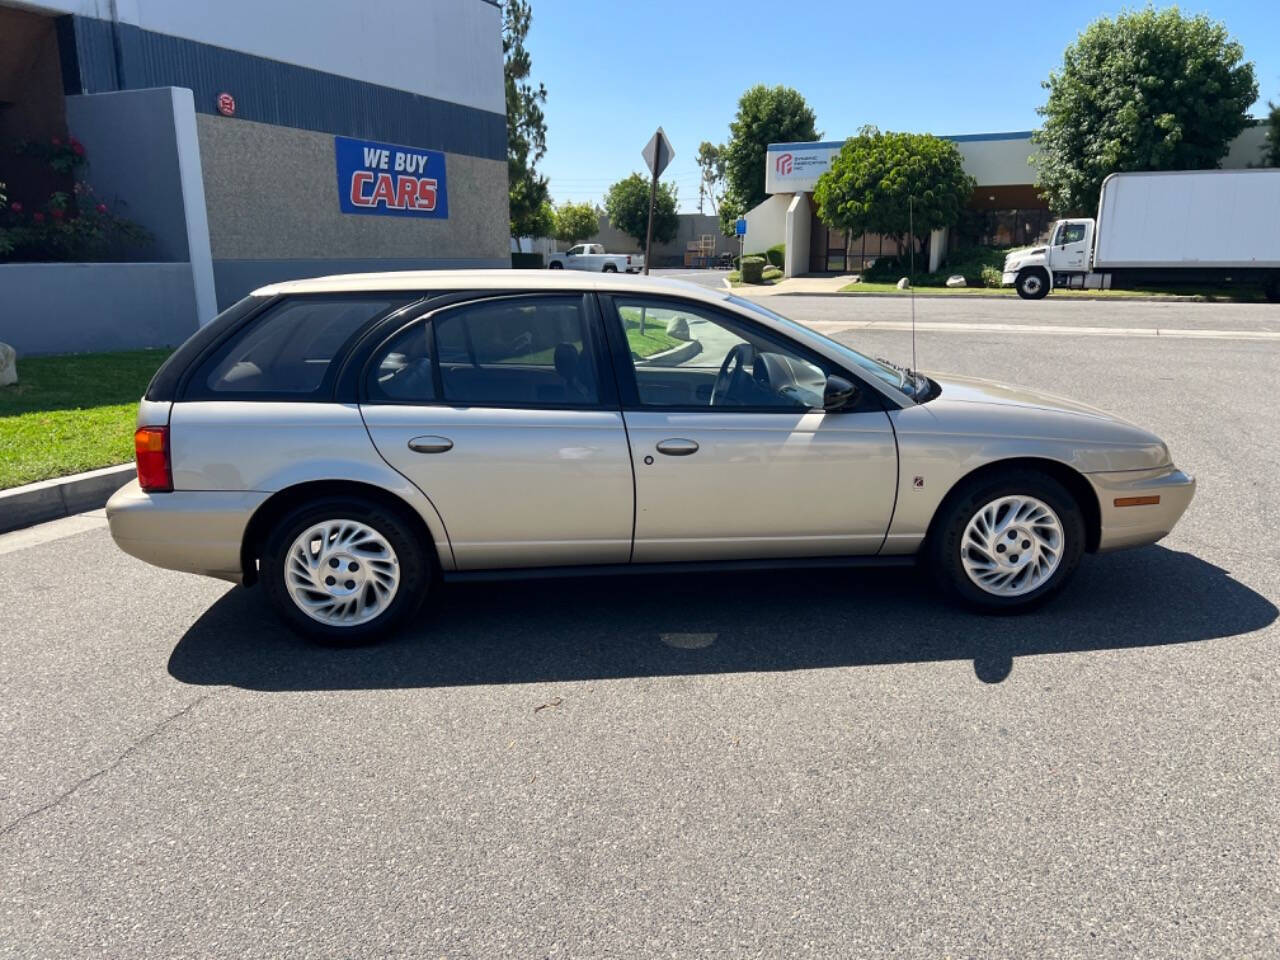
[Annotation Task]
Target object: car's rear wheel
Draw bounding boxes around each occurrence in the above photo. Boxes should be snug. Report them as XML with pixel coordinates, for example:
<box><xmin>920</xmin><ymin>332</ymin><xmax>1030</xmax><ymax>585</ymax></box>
<box><xmin>928</xmin><ymin>470</ymin><xmax>1084</xmax><ymax>613</ymax></box>
<box><xmin>548</xmin><ymin>261</ymin><xmax>563</xmax><ymax>269</ymax></box>
<box><xmin>261</xmin><ymin>497</ymin><xmax>431</xmax><ymax>643</ymax></box>
<box><xmin>602</xmin><ymin>263</ymin><xmax>618</xmax><ymax>273</ymax></box>
<box><xmin>1016</xmin><ymin>268</ymin><xmax>1049</xmax><ymax>300</ymax></box>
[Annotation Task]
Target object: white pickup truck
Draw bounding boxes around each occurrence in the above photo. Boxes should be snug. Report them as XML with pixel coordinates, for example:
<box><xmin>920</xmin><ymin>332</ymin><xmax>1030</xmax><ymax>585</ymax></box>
<box><xmin>547</xmin><ymin>243</ymin><xmax>644</xmax><ymax>273</ymax></box>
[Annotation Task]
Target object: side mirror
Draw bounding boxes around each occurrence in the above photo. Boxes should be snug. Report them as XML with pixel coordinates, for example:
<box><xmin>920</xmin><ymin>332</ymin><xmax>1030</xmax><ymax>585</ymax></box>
<box><xmin>823</xmin><ymin>374</ymin><xmax>859</xmax><ymax>411</ymax></box>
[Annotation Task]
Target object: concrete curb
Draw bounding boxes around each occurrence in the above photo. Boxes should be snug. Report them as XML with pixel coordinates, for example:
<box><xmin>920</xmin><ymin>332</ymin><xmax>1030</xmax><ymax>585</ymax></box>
<box><xmin>639</xmin><ymin>338</ymin><xmax>701</xmax><ymax>367</ymax></box>
<box><xmin>769</xmin><ymin>290</ymin><xmax>1210</xmax><ymax>303</ymax></box>
<box><xmin>0</xmin><ymin>463</ymin><xmax>134</xmax><ymax>534</ymax></box>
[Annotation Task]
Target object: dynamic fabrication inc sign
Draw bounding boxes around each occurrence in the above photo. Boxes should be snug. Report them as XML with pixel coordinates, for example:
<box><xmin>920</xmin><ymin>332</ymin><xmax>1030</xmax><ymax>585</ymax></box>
<box><xmin>335</xmin><ymin>135</ymin><xmax>449</xmax><ymax>219</ymax></box>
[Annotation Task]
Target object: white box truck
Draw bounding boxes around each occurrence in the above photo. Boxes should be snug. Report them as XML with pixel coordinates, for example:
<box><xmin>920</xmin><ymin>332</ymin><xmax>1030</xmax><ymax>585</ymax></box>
<box><xmin>1002</xmin><ymin>169</ymin><xmax>1280</xmax><ymax>301</ymax></box>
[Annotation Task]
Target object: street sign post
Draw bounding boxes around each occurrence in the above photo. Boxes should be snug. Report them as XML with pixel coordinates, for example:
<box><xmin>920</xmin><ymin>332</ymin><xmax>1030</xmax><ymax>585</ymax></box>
<box><xmin>735</xmin><ymin>217</ymin><xmax>746</xmax><ymax>273</ymax></box>
<box><xmin>640</xmin><ymin>127</ymin><xmax>675</xmax><ymax>276</ymax></box>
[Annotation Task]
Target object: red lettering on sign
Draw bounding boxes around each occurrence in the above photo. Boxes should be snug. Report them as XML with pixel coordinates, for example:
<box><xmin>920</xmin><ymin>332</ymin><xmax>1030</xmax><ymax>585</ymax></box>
<box><xmin>370</xmin><ymin>173</ymin><xmax>396</xmax><ymax>208</ymax></box>
<box><xmin>394</xmin><ymin>177</ymin><xmax>418</xmax><ymax>209</ymax></box>
<box><xmin>416</xmin><ymin>178</ymin><xmax>437</xmax><ymax>211</ymax></box>
<box><xmin>349</xmin><ymin>170</ymin><xmax>374</xmax><ymax>206</ymax></box>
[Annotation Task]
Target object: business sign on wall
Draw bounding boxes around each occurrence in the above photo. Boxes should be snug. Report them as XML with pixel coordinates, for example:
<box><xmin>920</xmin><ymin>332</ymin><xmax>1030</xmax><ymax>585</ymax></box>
<box><xmin>335</xmin><ymin>135</ymin><xmax>449</xmax><ymax>219</ymax></box>
<box><xmin>764</xmin><ymin>142</ymin><xmax>843</xmax><ymax>194</ymax></box>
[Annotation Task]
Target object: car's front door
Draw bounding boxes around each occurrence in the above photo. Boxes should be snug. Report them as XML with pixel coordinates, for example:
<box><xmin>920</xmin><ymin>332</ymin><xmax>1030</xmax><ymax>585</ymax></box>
<box><xmin>360</xmin><ymin>293</ymin><xmax>634</xmax><ymax>569</ymax></box>
<box><xmin>600</xmin><ymin>295</ymin><xmax>899</xmax><ymax>563</ymax></box>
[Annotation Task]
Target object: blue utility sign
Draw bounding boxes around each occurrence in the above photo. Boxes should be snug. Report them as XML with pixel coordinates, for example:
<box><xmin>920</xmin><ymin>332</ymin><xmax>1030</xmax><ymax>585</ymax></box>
<box><xmin>735</xmin><ymin>217</ymin><xmax>747</xmax><ymax>236</ymax></box>
<box><xmin>335</xmin><ymin>135</ymin><xmax>449</xmax><ymax>219</ymax></box>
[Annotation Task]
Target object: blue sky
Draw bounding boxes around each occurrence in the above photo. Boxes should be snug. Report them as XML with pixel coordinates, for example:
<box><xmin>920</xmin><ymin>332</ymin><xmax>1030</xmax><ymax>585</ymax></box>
<box><xmin>528</xmin><ymin>0</ymin><xmax>1279</xmax><ymax>212</ymax></box>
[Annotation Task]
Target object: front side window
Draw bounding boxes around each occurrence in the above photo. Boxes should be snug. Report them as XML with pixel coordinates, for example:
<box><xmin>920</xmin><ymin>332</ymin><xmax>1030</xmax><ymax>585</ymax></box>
<box><xmin>366</xmin><ymin>296</ymin><xmax>600</xmax><ymax>407</ymax></box>
<box><xmin>1062</xmin><ymin>223</ymin><xmax>1087</xmax><ymax>244</ymax></box>
<box><xmin>612</xmin><ymin>298</ymin><xmax>829</xmax><ymax>410</ymax></box>
<box><xmin>200</xmin><ymin>296</ymin><xmax>398</xmax><ymax>396</ymax></box>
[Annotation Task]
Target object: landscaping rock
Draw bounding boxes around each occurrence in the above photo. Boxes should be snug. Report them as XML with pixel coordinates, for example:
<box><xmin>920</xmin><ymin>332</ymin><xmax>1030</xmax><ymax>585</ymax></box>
<box><xmin>946</xmin><ymin>274</ymin><xmax>967</xmax><ymax>288</ymax></box>
<box><xmin>0</xmin><ymin>342</ymin><xmax>16</xmax><ymax>386</ymax></box>
<box><xmin>896</xmin><ymin>277</ymin><xmax>911</xmax><ymax>290</ymax></box>
<box><xmin>666</xmin><ymin>316</ymin><xmax>691</xmax><ymax>341</ymax></box>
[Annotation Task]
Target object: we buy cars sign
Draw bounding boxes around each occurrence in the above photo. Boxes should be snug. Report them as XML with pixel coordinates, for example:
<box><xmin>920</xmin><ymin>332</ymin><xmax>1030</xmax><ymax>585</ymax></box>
<box><xmin>335</xmin><ymin>135</ymin><xmax>449</xmax><ymax>219</ymax></box>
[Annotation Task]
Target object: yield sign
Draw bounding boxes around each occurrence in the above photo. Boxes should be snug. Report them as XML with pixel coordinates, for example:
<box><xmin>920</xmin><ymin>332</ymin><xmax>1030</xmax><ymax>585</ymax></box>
<box><xmin>641</xmin><ymin>127</ymin><xmax>675</xmax><ymax>178</ymax></box>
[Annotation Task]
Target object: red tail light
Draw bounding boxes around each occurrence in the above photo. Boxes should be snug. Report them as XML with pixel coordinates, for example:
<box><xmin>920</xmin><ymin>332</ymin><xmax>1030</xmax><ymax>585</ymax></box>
<box><xmin>134</xmin><ymin>426</ymin><xmax>172</xmax><ymax>492</ymax></box>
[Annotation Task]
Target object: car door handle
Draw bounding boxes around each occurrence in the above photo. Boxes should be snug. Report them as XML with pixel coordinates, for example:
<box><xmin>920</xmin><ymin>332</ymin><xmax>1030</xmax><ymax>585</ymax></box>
<box><xmin>407</xmin><ymin>435</ymin><xmax>453</xmax><ymax>454</ymax></box>
<box><xmin>655</xmin><ymin>438</ymin><xmax>699</xmax><ymax>456</ymax></box>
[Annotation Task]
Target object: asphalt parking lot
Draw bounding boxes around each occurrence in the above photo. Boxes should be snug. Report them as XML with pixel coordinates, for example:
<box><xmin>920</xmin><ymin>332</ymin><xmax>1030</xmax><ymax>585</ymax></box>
<box><xmin>2</xmin><ymin>294</ymin><xmax>1278</xmax><ymax>958</ymax></box>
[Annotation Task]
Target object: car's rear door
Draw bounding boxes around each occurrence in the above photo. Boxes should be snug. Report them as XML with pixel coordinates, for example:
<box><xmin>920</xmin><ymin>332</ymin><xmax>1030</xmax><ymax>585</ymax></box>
<box><xmin>599</xmin><ymin>294</ymin><xmax>898</xmax><ymax>563</ymax></box>
<box><xmin>359</xmin><ymin>293</ymin><xmax>635</xmax><ymax>570</ymax></box>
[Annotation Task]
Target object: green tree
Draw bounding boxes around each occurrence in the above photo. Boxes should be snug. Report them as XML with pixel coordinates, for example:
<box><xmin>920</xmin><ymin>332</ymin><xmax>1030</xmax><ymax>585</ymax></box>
<box><xmin>603</xmin><ymin>173</ymin><xmax>679</xmax><ymax>249</ymax></box>
<box><xmin>1263</xmin><ymin>98</ymin><xmax>1280</xmax><ymax>167</ymax></box>
<box><xmin>504</xmin><ymin>0</ymin><xmax>551</xmax><ymax>237</ymax></box>
<box><xmin>1032</xmin><ymin>7</ymin><xmax>1258</xmax><ymax>213</ymax></box>
<box><xmin>722</xmin><ymin>85</ymin><xmax>818</xmax><ymax>226</ymax></box>
<box><xmin>696</xmin><ymin>141</ymin><xmax>727</xmax><ymax>217</ymax></box>
<box><xmin>813</xmin><ymin>128</ymin><xmax>975</xmax><ymax>256</ymax></box>
<box><xmin>552</xmin><ymin>201</ymin><xmax>599</xmax><ymax>245</ymax></box>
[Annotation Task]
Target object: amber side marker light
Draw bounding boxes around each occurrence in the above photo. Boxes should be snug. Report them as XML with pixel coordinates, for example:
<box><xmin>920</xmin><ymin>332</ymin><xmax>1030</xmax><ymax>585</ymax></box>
<box><xmin>134</xmin><ymin>426</ymin><xmax>173</xmax><ymax>492</ymax></box>
<box><xmin>1114</xmin><ymin>495</ymin><xmax>1160</xmax><ymax>507</ymax></box>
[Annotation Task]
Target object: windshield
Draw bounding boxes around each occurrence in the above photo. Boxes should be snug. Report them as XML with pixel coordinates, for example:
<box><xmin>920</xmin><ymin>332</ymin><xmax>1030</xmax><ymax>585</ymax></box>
<box><xmin>725</xmin><ymin>295</ymin><xmax>922</xmax><ymax>400</ymax></box>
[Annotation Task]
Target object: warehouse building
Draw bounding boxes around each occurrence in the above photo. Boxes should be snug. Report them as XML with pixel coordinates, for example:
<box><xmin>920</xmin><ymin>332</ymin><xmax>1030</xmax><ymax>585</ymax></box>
<box><xmin>747</xmin><ymin>125</ymin><xmax>1270</xmax><ymax>277</ymax></box>
<box><xmin>0</xmin><ymin>0</ymin><xmax>508</xmax><ymax>353</ymax></box>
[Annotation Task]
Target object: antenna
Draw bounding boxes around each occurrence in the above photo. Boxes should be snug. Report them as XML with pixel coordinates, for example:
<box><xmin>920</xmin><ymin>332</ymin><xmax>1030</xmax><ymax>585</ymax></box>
<box><xmin>909</xmin><ymin>196</ymin><xmax>917</xmax><ymax>372</ymax></box>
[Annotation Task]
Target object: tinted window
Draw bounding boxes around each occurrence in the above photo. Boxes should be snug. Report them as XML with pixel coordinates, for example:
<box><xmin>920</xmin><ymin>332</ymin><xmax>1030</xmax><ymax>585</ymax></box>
<box><xmin>367</xmin><ymin>322</ymin><xmax>435</xmax><ymax>403</ymax></box>
<box><xmin>434</xmin><ymin>297</ymin><xmax>599</xmax><ymax>406</ymax></box>
<box><xmin>200</xmin><ymin>297</ymin><xmax>397</xmax><ymax>396</ymax></box>
<box><xmin>145</xmin><ymin>295</ymin><xmax>266</xmax><ymax>401</ymax></box>
<box><xmin>612</xmin><ymin>298</ymin><xmax>829</xmax><ymax>410</ymax></box>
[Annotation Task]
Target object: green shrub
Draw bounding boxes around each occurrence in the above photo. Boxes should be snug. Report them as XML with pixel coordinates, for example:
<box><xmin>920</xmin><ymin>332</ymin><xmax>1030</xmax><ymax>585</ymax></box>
<box><xmin>766</xmin><ymin>244</ymin><xmax>785</xmax><ymax>268</ymax></box>
<box><xmin>740</xmin><ymin>255</ymin><xmax>766</xmax><ymax>284</ymax></box>
<box><xmin>762</xmin><ymin>265</ymin><xmax>783</xmax><ymax>281</ymax></box>
<box><xmin>980</xmin><ymin>264</ymin><xmax>1003</xmax><ymax>288</ymax></box>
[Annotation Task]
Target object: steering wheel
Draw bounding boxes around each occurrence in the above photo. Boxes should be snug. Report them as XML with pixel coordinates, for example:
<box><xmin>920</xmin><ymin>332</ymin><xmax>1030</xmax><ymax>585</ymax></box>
<box><xmin>710</xmin><ymin>343</ymin><xmax>755</xmax><ymax>406</ymax></box>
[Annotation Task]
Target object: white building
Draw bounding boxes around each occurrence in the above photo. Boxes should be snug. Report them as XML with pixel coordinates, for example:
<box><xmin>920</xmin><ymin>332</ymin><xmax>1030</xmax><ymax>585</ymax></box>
<box><xmin>746</xmin><ymin>125</ymin><xmax>1270</xmax><ymax>277</ymax></box>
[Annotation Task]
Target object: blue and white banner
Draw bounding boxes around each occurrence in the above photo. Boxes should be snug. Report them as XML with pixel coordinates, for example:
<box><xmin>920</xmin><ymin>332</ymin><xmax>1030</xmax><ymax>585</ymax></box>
<box><xmin>335</xmin><ymin>135</ymin><xmax>449</xmax><ymax>219</ymax></box>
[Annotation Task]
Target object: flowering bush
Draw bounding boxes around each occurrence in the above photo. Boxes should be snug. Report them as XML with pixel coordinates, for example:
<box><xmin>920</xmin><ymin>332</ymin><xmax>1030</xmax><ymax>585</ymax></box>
<box><xmin>1</xmin><ymin>135</ymin><xmax>151</xmax><ymax>262</ymax></box>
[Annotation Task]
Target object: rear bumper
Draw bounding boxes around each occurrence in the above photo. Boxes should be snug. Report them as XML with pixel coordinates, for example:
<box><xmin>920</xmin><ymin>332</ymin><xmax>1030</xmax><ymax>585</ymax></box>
<box><xmin>1086</xmin><ymin>465</ymin><xmax>1196</xmax><ymax>552</ymax></box>
<box><xmin>106</xmin><ymin>480</ymin><xmax>268</xmax><ymax>583</ymax></box>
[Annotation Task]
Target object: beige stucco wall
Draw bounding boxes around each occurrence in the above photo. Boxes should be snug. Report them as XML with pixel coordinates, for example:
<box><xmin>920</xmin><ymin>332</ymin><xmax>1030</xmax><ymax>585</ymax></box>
<box><xmin>196</xmin><ymin>114</ymin><xmax>508</xmax><ymax>262</ymax></box>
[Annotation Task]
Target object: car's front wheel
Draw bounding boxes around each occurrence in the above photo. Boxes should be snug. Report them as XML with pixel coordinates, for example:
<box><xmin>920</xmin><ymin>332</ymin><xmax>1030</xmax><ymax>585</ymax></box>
<box><xmin>928</xmin><ymin>470</ymin><xmax>1085</xmax><ymax>613</ymax></box>
<box><xmin>261</xmin><ymin>497</ymin><xmax>431</xmax><ymax>643</ymax></box>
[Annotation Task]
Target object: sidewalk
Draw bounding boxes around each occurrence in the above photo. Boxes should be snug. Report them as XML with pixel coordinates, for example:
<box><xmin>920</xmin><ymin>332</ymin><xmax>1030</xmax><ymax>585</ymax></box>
<box><xmin>730</xmin><ymin>274</ymin><xmax>857</xmax><ymax>296</ymax></box>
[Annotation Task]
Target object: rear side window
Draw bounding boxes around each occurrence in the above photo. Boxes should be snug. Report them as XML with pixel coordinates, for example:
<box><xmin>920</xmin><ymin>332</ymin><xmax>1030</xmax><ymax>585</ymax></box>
<box><xmin>366</xmin><ymin>296</ymin><xmax>601</xmax><ymax>407</ymax></box>
<box><xmin>191</xmin><ymin>296</ymin><xmax>401</xmax><ymax>399</ymax></box>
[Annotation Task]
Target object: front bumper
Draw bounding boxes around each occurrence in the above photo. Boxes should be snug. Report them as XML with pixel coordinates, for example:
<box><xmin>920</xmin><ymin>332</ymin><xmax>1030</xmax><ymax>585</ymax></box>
<box><xmin>1001</xmin><ymin>269</ymin><xmax>1019</xmax><ymax>286</ymax></box>
<box><xmin>106</xmin><ymin>480</ymin><xmax>269</xmax><ymax>583</ymax></box>
<box><xmin>1086</xmin><ymin>465</ymin><xmax>1196</xmax><ymax>552</ymax></box>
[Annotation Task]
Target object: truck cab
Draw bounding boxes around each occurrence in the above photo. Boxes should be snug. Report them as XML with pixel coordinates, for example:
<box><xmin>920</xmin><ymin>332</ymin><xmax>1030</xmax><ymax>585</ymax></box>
<box><xmin>1003</xmin><ymin>219</ymin><xmax>1101</xmax><ymax>299</ymax></box>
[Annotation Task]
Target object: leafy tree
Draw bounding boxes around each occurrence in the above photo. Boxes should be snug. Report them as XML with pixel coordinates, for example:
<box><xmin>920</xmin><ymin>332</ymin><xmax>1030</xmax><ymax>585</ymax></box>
<box><xmin>813</xmin><ymin>128</ymin><xmax>975</xmax><ymax>256</ymax></box>
<box><xmin>1263</xmin><ymin>98</ymin><xmax>1280</xmax><ymax>167</ymax></box>
<box><xmin>553</xmin><ymin>201</ymin><xmax>599</xmax><ymax>245</ymax></box>
<box><xmin>722</xmin><ymin>85</ymin><xmax>818</xmax><ymax>222</ymax></box>
<box><xmin>696</xmin><ymin>141</ymin><xmax>727</xmax><ymax>217</ymax></box>
<box><xmin>603</xmin><ymin>173</ymin><xmax>679</xmax><ymax>249</ymax></box>
<box><xmin>504</xmin><ymin>1</ymin><xmax>551</xmax><ymax>237</ymax></box>
<box><xmin>1032</xmin><ymin>7</ymin><xmax>1258</xmax><ymax>213</ymax></box>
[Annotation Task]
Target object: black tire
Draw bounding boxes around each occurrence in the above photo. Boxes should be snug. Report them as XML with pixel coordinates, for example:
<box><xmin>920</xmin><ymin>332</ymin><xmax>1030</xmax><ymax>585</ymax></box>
<box><xmin>1016</xmin><ymin>268</ymin><xmax>1050</xmax><ymax>300</ymax></box>
<box><xmin>602</xmin><ymin>263</ymin><xmax>618</xmax><ymax>273</ymax></box>
<box><xmin>548</xmin><ymin>261</ymin><xmax>563</xmax><ymax>269</ymax></box>
<box><xmin>927</xmin><ymin>469</ymin><xmax>1085</xmax><ymax>614</ymax></box>
<box><xmin>261</xmin><ymin>496</ymin><xmax>432</xmax><ymax>644</ymax></box>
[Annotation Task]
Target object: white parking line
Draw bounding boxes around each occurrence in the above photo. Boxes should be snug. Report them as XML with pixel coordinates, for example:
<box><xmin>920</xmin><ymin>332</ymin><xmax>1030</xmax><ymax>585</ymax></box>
<box><xmin>803</xmin><ymin>320</ymin><xmax>1280</xmax><ymax>341</ymax></box>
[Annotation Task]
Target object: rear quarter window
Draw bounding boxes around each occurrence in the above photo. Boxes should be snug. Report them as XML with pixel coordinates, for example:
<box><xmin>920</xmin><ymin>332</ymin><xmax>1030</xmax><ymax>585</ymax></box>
<box><xmin>185</xmin><ymin>295</ymin><xmax>406</xmax><ymax>400</ymax></box>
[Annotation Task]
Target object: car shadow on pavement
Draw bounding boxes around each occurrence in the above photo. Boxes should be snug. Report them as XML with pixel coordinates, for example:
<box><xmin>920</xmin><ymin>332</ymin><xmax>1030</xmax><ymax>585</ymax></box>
<box><xmin>168</xmin><ymin>546</ymin><xmax>1275</xmax><ymax>689</ymax></box>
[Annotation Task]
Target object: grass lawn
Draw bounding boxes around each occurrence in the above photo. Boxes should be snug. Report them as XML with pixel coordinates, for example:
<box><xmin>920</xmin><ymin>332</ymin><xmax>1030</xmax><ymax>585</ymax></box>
<box><xmin>619</xmin><ymin>308</ymin><xmax>682</xmax><ymax>356</ymax></box>
<box><xmin>840</xmin><ymin>281</ymin><xmax>1268</xmax><ymax>301</ymax></box>
<box><xmin>0</xmin><ymin>348</ymin><xmax>168</xmax><ymax>489</ymax></box>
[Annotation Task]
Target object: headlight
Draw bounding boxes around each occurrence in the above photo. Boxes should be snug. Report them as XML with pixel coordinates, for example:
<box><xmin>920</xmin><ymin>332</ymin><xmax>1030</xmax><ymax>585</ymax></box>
<box><xmin>1005</xmin><ymin>260</ymin><xmax>1020</xmax><ymax>271</ymax></box>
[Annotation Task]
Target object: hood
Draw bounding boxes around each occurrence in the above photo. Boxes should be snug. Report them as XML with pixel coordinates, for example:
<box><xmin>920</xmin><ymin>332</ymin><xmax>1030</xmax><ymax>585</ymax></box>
<box><xmin>929</xmin><ymin>373</ymin><xmax>1125</xmax><ymax>421</ymax></box>
<box><xmin>919</xmin><ymin>373</ymin><xmax>1171</xmax><ymax>471</ymax></box>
